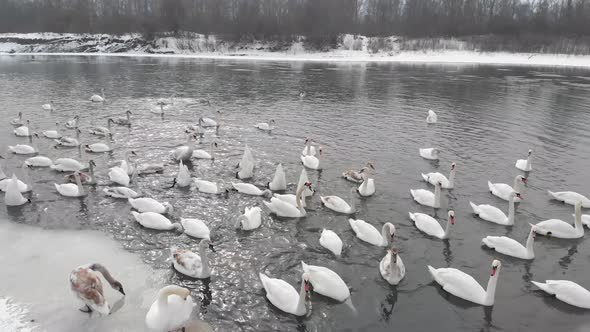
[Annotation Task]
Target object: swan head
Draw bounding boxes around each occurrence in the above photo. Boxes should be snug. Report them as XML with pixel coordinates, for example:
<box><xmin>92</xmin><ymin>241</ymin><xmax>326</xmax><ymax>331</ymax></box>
<box><xmin>112</xmin><ymin>281</ymin><xmax>125</xmax><ymax>296</ymax></box>
<box><xmin>527</xmin><ymin>149</ymin><xmax>533</xmax><ymax>155</ymax></box>
<box><xmin>387</xmin><ymin>223</ymin><xmax>396</xmax><ymax>243</ymax></box>
<box><xmin>512</xmin><ymin>192</ymin><xmax>522</xmax><ymax>200</ymax></box>
<box><xmin>302</xmin><ymin>273</ymin><xmax>313</xmax><ymax>293</ymax></box>
<box><xmin>366</xmin><ymin>162</ymin><xmax>375</xmax><ymax>170</ymax></box>
<box><xmin>490</xmin><ymin>260</ymin><xmax>501</xmax><ymax>276</ymax></box>
<box><xmin>517</xmin><ymin>175</ymin><xmax>527</xmax><ymax>184</ymax></box>
<box><xmin>126</xmin><ymin>110</ymin><xmax>132</xmax><ymax>115</ymax></box>
<box><xmin>319</xmin><ymin>146</ymin><xmax>323</xmax><ymax>155</ymax></box>
<box><xmin>451</xmin><ymin>162</ymin><xmax>456</xmax><ymax>170</ymax></box>
<box><xmin>108</xmin><ymin>118</ymin><xmax>115</xmax><ymax>124</ymax></box>
<box><xmin>448</xmin><ymin>210</ymin><xmax>455</xmax><ymax>224</ymax></box>
<box><xmin>200</xmin><ymin>239</ymin><xmax>216</xmax><ymax>253</ymax></box>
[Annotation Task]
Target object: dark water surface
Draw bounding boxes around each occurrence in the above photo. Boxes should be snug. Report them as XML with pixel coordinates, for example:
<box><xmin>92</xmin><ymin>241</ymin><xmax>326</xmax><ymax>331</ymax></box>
<box><xmin>1</xmin><ymin>55</ymin><xmax>590</xmax><ymax>331</ymax></box>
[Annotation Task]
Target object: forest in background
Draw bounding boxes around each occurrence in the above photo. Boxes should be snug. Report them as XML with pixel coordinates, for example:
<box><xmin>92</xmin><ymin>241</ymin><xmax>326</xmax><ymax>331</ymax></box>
<box><xmin>1</xmin><ymin>0</ymin><xmax>590</xmax><ymax>54</ymax></box>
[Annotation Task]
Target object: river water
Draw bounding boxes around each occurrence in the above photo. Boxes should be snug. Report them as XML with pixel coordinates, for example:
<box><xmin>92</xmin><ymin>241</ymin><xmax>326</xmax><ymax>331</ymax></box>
<box><xmin>1</xmin><ymin>55</ymin><xmax>590</xmax><ymax>331</ymax></box>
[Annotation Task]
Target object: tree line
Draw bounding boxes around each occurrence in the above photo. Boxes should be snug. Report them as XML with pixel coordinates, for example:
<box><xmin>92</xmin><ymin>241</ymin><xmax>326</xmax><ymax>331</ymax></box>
<box><xmin>1</xmin><ymin>0</ymin><xmax>589</xmax><ymax>38</ymax></box>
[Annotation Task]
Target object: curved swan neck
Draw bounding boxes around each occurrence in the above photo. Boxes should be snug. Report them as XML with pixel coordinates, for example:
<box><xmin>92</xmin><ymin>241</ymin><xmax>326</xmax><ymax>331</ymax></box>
<box><xmin>349</xmin><ymin>189</ymin><xmax>356</xmax><ymax>212</ymax></box>
<box><xmin>89</xmin><ymin>263</ymin><xmax>118</xmax><ymax>287</ymax></box>
<box><xmin>444</xmin><ymin>215</ymin><xmax>452</xmax><ymax>237</ymax></box>
<box><xmin>574</xmin><ymin>204</ymin><xmax>583</xmax><ymax>231</ymax></box>
<box><xmin>434</xmin><ymin>184</ymin><xmax>441</xmax><ymax>207</ymax></box>
<box><xmin>525</xmin><ymin>229</ymin><xmax>535</xmax><ymax>254</ymax></box>
<box><xmin>295</xmin><ymin>185</ymin><xmax>306</xmax><ymax>213</ymax></box>
<box><xmin>157</xmin><ymin>286</ymin><xmax>186</xmax><ymax>305</ymax></box>
<box><xmin>199</xmin><ymin>241</ymin><xmax>210</xmax><ymax>276</ymax></box>
<box><xmin>526</xmin><ymin>155</ymin><xmax>532</xmax><ymax>170</ymax></box>
<box><xmin>381</xmin><ymin>223</ymin><xmax>392</xmax><ymax>245</ymax></box>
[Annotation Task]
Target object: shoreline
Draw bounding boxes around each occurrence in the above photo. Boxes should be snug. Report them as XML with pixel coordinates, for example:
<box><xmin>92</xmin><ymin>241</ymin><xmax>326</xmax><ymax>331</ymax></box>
<box><xmin>2</xmin><ymin>51</ymin><xmax>590</xmax><ymax>68</ymax></box>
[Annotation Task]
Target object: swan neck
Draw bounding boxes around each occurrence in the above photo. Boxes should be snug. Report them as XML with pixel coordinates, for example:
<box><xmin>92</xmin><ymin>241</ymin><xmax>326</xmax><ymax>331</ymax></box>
<box><xmin>525</xmin><ymin>229</ymin><xmax>535</xmax><ymax>254</ymax></box>
<box><xmin>199</xmin><ymin>242</ymin><xmax>210</xmax><ymax>275</ymax></box>
<box><xmin>444</xmin><ymin>215</ymin><xmax>452</xmax><ymax>237</ymax></box>
<box><xmin>434</xmin><ymin>184</ymin><xmax>441</xmax><ymax>207</ymax></box>
<box><xmin>388</xmin><ymin>252</ymin><xmax>399</xmax><ymax>276</ymax></box>
<box><xmin>484</xmin><ymin>272</ymin><xmax>499</xmax><ymax>305</ymax></box>
<box><xmin>448</xmin><ymin>169</ymin><xmax>456</xmax><ymax>187</ymax></box>
<box><xmin>75</xmin><ymin>174</ymin><xmax>84</xmax><ymax>194</ymax></box>
<box><xmin>349</xmin><ymin>190</ymin><xmax>356</xmax><ymax>212</ymax></box>
<box><xmin>526</xmin><ymin>155</ymin><xmax>532</xmax><ymax>169</ymax></box>
<box><xmin>89</xmin><ymin>264</ymin><xmax>118</xmax><ymax>288</ymax></box>
<box><xmin>508</xmin><ymin>196</ymin><xmax>515</xmax><ymax>224</ymax></box>
<box><xmin>297</xmin><ymin>277</ymin><xmax>308</xmax><ymax>314</ymax></box>
<box><xmin>574</xmin><ymin>204</ymin><xmax>582</xmax><ymax>230</ymax></box>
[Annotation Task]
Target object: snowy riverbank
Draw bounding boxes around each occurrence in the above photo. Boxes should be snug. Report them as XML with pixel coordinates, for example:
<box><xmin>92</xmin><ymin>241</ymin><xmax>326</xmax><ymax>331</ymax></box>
<box><xmin>1</xmin><ymin>32</ymin><xmax>590</xmax><ymax>68</ymax></box>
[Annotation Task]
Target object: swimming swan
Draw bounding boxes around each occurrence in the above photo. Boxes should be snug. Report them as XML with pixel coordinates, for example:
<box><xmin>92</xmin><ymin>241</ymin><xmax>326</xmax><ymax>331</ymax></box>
<box><xmin>180</xmin><ymin>218</ymin><xmax>211</xmax><ymax>239</ymax></box>
<box><xmin>470</xmin><ymin>192</ymin><xmax>520</xmax><ymax>226</ymax></box>
<box><xmin>515</xmin><ymin>149</ymin><xmax>533</xmax><ymax>172</ymax></box>
<box><xmin>301</xmin><ymin>261</ymin><xmax>350</xmax><ymax>302</ymax></box>
<box><xmin>131</xmin><ymin>211</ymin><xmax>182</xmax><ymax>231</ymax></box>
<box><xmin>410</xmin><ymin>181</ymin><xmax>442</xmax><ymax>208</ymax></box>
<box><xmin>409</xmin><ymin>210</ymin><xmax>454</xmax><ymax>239</ymax></box>
<box><xmin>357</xmin><ymin>172</ymin><xmax>375</xmax><ymax>197</ymax></box>
<box><xmin>232</xmin><ymin>182</ymin><xmax>272</xmax><ymax>197</ymax></box>
<box><xmin>14</xmin><ymin>120</ymin><xmax>31</xmax><ymax>137</ymax></box>
<box><xmin>69</xmin><ymin>263</ymin><xmax>125</xmax><ymax>315</ymax></box>
<box><xmin>380</xmin><ymin>247</ymin><xmax>406</xmax><ymax>285</ymax></box>
<box><xmin>419</xmin><ymin>148</ymin><xmax>439</xmax><ymax>160</ymax></box>
<box><xmin>259</xmin><ymin>272</ymin><xmax>312</xmax><ymax>316</ymax></box>
<box><xmin>10</xmin><ymin>112</ymin><xmax>24</xmax><ymax>126</ymax></box>
<box><xmin>426</xmin><ymin>109</ymin><xmax>437</xmax><ymax>123</ymax></box>
<box><xmin>321</xmin><ymin>188</ymin><xmax>356</xmax><ymax>214</ymax></box>
<box><xmin>547</xmin><ymin>190</ymin><xmax>590</xmax><ymax>208</ymax></box>
<box><xmin>301</xmin><ymin>138</ymin><xmax>316</xmax><ymax>157</ymax></box>
<box><xmin>482</xmin><ymin>224</ymin><xmax>537</xmax><ymax>259</ymax></box>
<box><xmin>129</xmin><ymin>197</ymin><xmax>174</xmax><ymax>214</ymax></box>
<box><xmin>349</xmin><ymin>219</ymin><xmax>395</xmax><ymax>247</ymax></box>
<box><xmin>421</xmin><ymin>162</ymin><xmax>456</xmax><ymax>189</ymax></box>
<box><xmin>55</xmin><ymin>172</ymin><xmax>86</xmax><ymax>197</ymax></box>
<box><xmin>255</xmin><ymin>119</ymin><xmax>275</xmax><ymax>131</ymax></box>
<box><xmin>535</xmin><ymin>201</ymin><xmax>584</xmax><ymax>239</ymax></box>
<box><xmin>145</xmin><ymin>285</ymin><xmax>194</xmax><ymax>331</ymax></box>
<box><xmin>236</xmin><ymin>207</ymin><xmax>262</xmax><ymax>230</ymax></box>
<box><xmin>170</xmin><ymin>161</ymin><xmax>191</xmax><ymax>188</ymax></box>
<box><xmin>103</xmin><ymin>186</ymin><xmax>139</xmax><ymax>199</ymax></box>
<box><xmin>4</xmin><ymin>174</ymin><xmax>30</xmax><ymax>206</ymax></box>
<box><xmin>89</xmin><ymin>119</ymin><xmax>115</xmax><ymax>137</ymax></box>
<box><xmin>268</xmin><ymin>163</ymin><xmax>287</xmax><ymax>191</ymax></box>
<box><xmin>301</xmin><ymin>147</ymin><xmax>323</xmax><ymax>170</ymax></box>
<box><xmin>488</xmin><ymin>175</ymin><xmax>526</xmax><ymax>201</ymax></box>
<box><xmin>43</xmin><ymin>121</ymin><xmax>61</xmax><ymax>139</ymax></box>
<box><xmin>171</xmin><ymin>239</ymin><xmax>215</xmax><ymax>279</ymax></box>
<box><xmin>25</xmin><ymin>156</ymin><xmax>54</xmax><ymax>168</ymax></box>
<box><xmin>319</xmin><ymin>229</ymin><xmax>343</xmax><ymax>255</ymax></box>
<box><xmin>90</xmin><ymin>88</ymin><xmax>105</xmax><ymax>102</ymax></box>
<box><xmin>531</xmin><ymin>279</ymin><xmax>590</xmax><ymax>309</ymax></box>
<box><xmin>263</xmin><ymin>182</ymin><xmax>310</xmax><ymax>218</ymax></box>
<box><xmin>173</xmin><ymin>134</ymin><xmax>196</xmax><ymax>162</ymax></box>
<box><xmin>342</xmin><ymin>162</ymin><xmax>375</xmax><ymax>183</ymax></box>
<box><xmin>114</xmin><ymin>111</ymin><xmax>132</xmax><ymax>126</ymax></box>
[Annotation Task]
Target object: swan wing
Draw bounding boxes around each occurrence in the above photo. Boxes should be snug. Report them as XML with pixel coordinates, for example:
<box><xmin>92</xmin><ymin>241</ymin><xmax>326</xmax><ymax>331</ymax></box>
<box><xmin>232</xmin><ymin>182</ymin><xmax>262</xmax><ymax>195</ymax></box>
<box><xmin>321</xmin><ymin>195</ymin><xmax>351</xmax><ymax>213</ymax></box>
<box><xmin>319</xmin><ymin>229</ymin><xmax>343</xmax><ymax>255</ymax></box>
<box><xmin>132</xmin><ymin>212</ymin><xmax>173</xmax><ymax>230</ymax></box>
<box><xmin>266</xmin><ymin>197</ymin><xmax>301</xmax><ymax>217</ymax></box>
<box><xmin>430</xmin><ymin>267</ymin><xmax>486</xmax><ymax>304</ymax></box>
<box><xmin>410</xmin><ymin>189</ymin><xmax>434</xmax><ymax>206</ymax></box>
<box><xmin>301</xmin><ymin>262</ymin><xmax>349</xmax><ymax>301</ymax></box>
<box><xmin>195</xmin><ymin>179</ymin><xmax>218</xmax><ymax>194</ymax></box>
<box><xmin>259</xmin><ymin>273</ymin><xmax>299</xmax><ymax>314</ymax></box>
<box><xmin>412</xmin><ymin>213</ymin><xmax>444</xmax><ymax>238</ymax></box>
<box><xmin>349</xmin><ymin>219</ymin><xmax>383</xmax><ymax>246</ymax></box>
<box><xmin>180</xmin><ymin>218</ymin><xmax>210</xmax><ymax>239</ymax></box>
<box><xmin>535</xmin><ymin>219</ymin><xmax>575</xmax><ymax>237</ymax></box>
<box><xmin>474</xmin><ymin>204</ymin><xmax>508</xmax><ymax>224</ymax></box>
<box><xmin>482</xmin><ymin>236</ymin><xmax>527</xmax><ymax>258</ymax></box>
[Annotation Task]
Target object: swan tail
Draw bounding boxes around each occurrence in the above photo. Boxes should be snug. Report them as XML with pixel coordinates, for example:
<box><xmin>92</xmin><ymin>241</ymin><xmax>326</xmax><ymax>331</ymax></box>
<box><xmin>301</xmin><ymin>261</ymin><xmax>309</xmax><ymax>272</ymax></box>
<box><xmin>408</xmin><ymin>212</ymin><xmax>416</xmax><ymax>222</ymax></box>
<box><xmin>259</xmin><ymin>272</ymin><xmax>271</xmax><ymax>287</ymax></box>
<box><xmin>469</xmin><ymin>202</ymin><xmax>479</xmax><ymax>215</ymax></box>
<box><xmin>547</xmin><ymin>191</ymin><xmax>558</xmax><ymax>200</ymax></box>
<box><xmin>421</xmin><ymin>173</ymin><xmax>429</xmax><ymax>182</ymax></box>
<box><xmin>53</xmin><ymin>183</ymin><xmax>60</xmax><ymax>192</ymax></box>
<box><xmin>409</xmin><ymin>189</ymin><xmax>416</xmax><ymax>199</ymax></box>
<box><xmin>427</xmin><ymin>265</ymin><xmax>437</xmax><ymax>279</ymax></box>
<box><xmin>487</xmin><ymin>181</ymin><xmax>494</xmax><ymax>192</ymax></box>
<box><xmin>531</xmin><ymin>281</ymin><xmax>554</xmax><ymax>294</ymax></box>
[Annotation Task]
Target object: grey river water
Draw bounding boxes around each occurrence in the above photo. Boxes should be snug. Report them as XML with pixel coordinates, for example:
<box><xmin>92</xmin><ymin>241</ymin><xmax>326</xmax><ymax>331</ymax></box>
<box><xmin>1</xmin><ymin>55</ymin><xmax>590</xmax><ymax>331</ymax></box>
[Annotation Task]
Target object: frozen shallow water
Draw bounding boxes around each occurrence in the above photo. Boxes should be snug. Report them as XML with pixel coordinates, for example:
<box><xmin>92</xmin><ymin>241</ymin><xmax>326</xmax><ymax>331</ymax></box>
<box><xmin>0</xmin><ymin>220</ymin><xmax>165</xmax><ymax>332</ymax></box>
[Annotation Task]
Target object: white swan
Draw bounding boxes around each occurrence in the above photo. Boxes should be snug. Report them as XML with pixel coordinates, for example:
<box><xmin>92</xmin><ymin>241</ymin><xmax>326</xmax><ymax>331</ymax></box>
<box><xmin>482</xmin><ymin>224</ymin><xmax>536</xmax><ymax>260</ymax></box>
<box><xmin>421</xmin><ymin>162</ymin><xmax>456</xmax><ymax>189</ymax></box>
<box><xmin>238</xmin><ymin>144</ymin><xmax>255</xmax><ymax>168</ymax></box>
<box><xmin>171</xmin><ymin>161</ymin><xmax>191</xmax><ymax>187</ymax></box>
<box><xmin>236</xmin><ymin>207</ymin><xmax>262</xmax><ymax>230</ymax></box>
<box><xmin>145</xmin><ymin>285</ymin><xmax>194</xmax><ymax>331</ymax></box>
<box><xmin>0</xmin><ymin>167</ymin><xmax>31</xmax><ymax>193</ymax></box>
<box><xmin>119</xmin><ymin>151</ymin><xmax>136</xmax><ymax>175</ymax></box>
<box><xmin>103</xmin><ymin>187</ymin><xmax>139</xmax><ymax>199</ymax></box>
<box><xmin>199</xmin><ymin>116</ymin><xmax>218</xmax><ymax>128</ymax></box>
<box><xmin>301</xmin><ymin>147</ymin><xmax>323</xmax><ymax>170</ymax></box>
<box><xmin>263</xmin><ymin>183</ymin><xmax>309</xmax><ymax>218</ymax></box>
<box><xmin>14</xmin><ymin>120</ymin><xmax>31</xmax><ymax>136</ymax></box>
<box><xmin>108</xmin><ymin>166</ymin><xmax>130</xmax><ymax>187</ymax></box>
<box><xmin>194</xmin><ymin>179</ymin><xmax>225</xmax><ymax>195</ymax></box>
<box><xmin>515</xmin><ymin>149</ymin><xmax>533</xmax><ymax>171</ymax></box>
<box><xmin>321</xmin><ymin>188</ymin><xmax>356</xmax><ymax>214</ymax></box>
<box><xmin>342</xmin><ymin>162</ymin><xmax>375</xmax><ymax>183</ymax></box>
<box><xmin>157</xmin><ymin>93</ymin><xmax>175</xmax><ymax>106</ymax></box>
<box><xmin>349</xmin><ymin>219</ymin><xmax>395</xmax><ymax>247</ymax></box>
<box><xmin>470</xmin><ymin>192</ymin><xmax>520</xmax><ymax>226</ymax></box>
<box><xmin>85</xmin><ymin>142</ymin><xmax>113</xmax><ymax>153</ymax></box>
<box><xmin>41</xmin><ymin>101</ymin><xmax>54</xmax><ymax>111</ymax></box>
<box><xmin>4</xmin><ymin>174</ymin><xmax>30</xmax><ymax>206</ymax></box>
<box><xmin>55</xmin><ymin>172</ymin><xmax>86</xmax><ymax>197</ymax></box>
<box><xmin>358</xmin><ymin>172</ymin><xmax>375</xmax><ymax>197</ymax></box>
<box><xmin>301</xmin><ymin>261</ymin><xmax>350</xmax><ymax>301</ymax></box>
<box><xmin>268</xmin><ymin>163</ymin><xmax>287</xmax><ymax>191</ymax></box>
<box><xmin>131</xmin><ymin>211</ymin><xmax>182</xmax><ymax>231</ymax></box>
<box><xmin>409</xmin><ymin>210</ymin><xmax>454</xmax><ymax>239</ymax></box>
<box><xmin>25</xmin><ymin>156</ymin><xmax>53</xmax><ymax>167</ymax></box>
<box><xmin>297</xmin><ymin>168</ymin><xmax>314</xmax><ymax>197</ymax></box>
<box><xmin>532</xmin><ymin>280</ymin><xmax>590</xmax><ymax>309</ymax></box>
<box><xmin>8</xmin><ymin>142</ymin><xmax>37</xmax><ymax>155</ymax></box>
<box><xmin>10</xmin><ymin>112</ymin><xmax>23</xmax><ymax>126</ymax></box>
<box><xmin>192</xmin><ymin>142</ymin><xmax>217</xmax><ymax>160</ymax></box>
<box><xmin>89</xmin><ymin>118</ymin><xmax>115</xmax><ymax>137</ymax></box>
<box><xmin>114</xmin><ymin>111</ymin><xmax>132</xmax><ymax>126</ymax></box>
<box><xmin>254</xmin><ymin>119</ymin><xmax>275</xmax><ymax>131</ymax></box>
<box><xmin>428</xmin><ymin>259</ymin><xmax>501</xmax><ymax>306</ymax></box>
<box><xmin>426</xmin><ymin>109</ymin><xmax>437</xmax><ymax>123</ymax></box>
<box><xmin>43</xmin><ymin>121</ymin><xmax>61</xmax><ymax>139</ymax></box>
<box><xmin>319</xmin><ymin>229</ymin><xmax>343</xmax><ymax>255</ymax></box>
<box><xmin>51</xmin><ymin>156</ymin><xmax>87</xmax><ymax>172</ymax></box>
<box><xmin>173</xmin><ymin>134</ymin><xmax>196</xmax><ymax>162</ymax></box>
<box><xmin>380</xmin><ymin>248</ymin><xmax>406</xmax><ymax>285</ymax></box>
<box><xmin>259</xmin><ymin>272</ymin><xmax>312</xmax><ymax>316</ymax></box>
<box><xmin>90</xmin><ymin>88</ymin><xmax>105</xmax><ymax>102</ymax></box>
<box><xmin>69</xmin><ymin>263</ymin><xmax>125</xmax><ymax>315</ymax></box>
<box><xmin>410</xmin><ymin>182</ymin><xmax>442</xmax><ymax>208</ymax></box>
<box><xmin>171</xmin><ymin>240</ymin><xmax>214</xmax><ymax>279</ymax></box>
<box><xmin>54</xmin><ymin>131</ymin><xmax>81</xmax><ymax>147</ymax></box>
<box><xmin>301</xmin><ymin>138</ymin><xmax>316</xmax><ymax>156</ymax></box>
<box><xmin>232</xmin><ymin>182</ymin><xmax>272</xmax><ymax>197</ymax></box>
<box><xmin>419</xmin><ymin>148</ymin><xmax>439</xmax><ymax>160</ymax></box>
<box><xmin>180</xmin><ymin>218</ymin><xmax>210</xmax><ymax>239</ymax></box>
<box><xmin>548</xmin><ymin>190</ymin><xmax>590</xmax><ymax>208</ymax></box>
<box><xmin>65</xmin><ymin>115</ymin><xmax>79</xmax><ymax>129</ymax></box>
<box><xmin>488</xmin><ymin>175</ymin><xmax>526</xmax><ymax>201</ymax></box>
<box><xmin>64</xmin><ymin>160</ymin><xmax>96</xmax><ymax>185</ymax></box>
<box><xmin>129</xmin><ymin>197</ymin><xmax>174</xmax><ymax>214</ymax></box>
<box><xmin>535</xmin><ymin>201</ymin><xmax>584</xmax><ymax>239</ymax></box>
